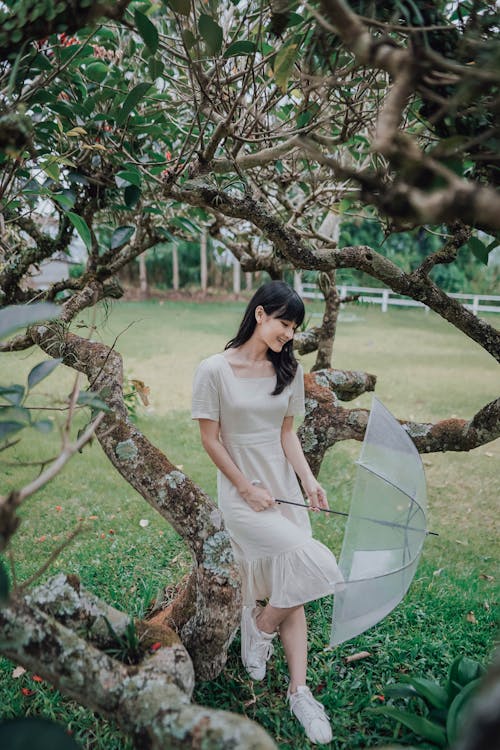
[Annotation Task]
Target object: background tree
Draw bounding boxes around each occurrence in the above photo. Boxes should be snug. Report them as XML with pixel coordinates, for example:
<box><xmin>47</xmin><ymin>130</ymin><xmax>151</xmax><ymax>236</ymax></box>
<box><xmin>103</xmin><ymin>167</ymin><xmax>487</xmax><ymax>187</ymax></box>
<box><xmin>0</xmin><ymin>0</ymin><xmax>499</xmax><ymax>747</ymax></box>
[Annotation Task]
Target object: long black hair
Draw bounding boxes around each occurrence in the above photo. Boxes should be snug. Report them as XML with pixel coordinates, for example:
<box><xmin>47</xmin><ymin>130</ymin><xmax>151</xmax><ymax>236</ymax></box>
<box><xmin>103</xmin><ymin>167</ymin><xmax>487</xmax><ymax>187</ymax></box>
<box><xmin>225</xmin><ymin>280</ymin><xmax>305</xmax><ymax>395</ymax></box>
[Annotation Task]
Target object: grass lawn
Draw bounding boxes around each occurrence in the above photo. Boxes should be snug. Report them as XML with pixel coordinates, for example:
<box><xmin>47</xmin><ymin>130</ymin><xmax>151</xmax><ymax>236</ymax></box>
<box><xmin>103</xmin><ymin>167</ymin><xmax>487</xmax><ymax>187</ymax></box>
<box><xmin>0</xmin><ymin>299</ymin><xmax>498</xmax><ymax>749</ymax></box>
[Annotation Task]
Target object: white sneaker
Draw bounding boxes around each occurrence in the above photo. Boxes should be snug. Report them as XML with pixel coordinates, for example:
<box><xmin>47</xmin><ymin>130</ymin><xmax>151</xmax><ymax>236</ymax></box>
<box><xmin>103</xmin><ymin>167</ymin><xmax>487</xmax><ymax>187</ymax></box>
<box><xmin>288</xmin><ymin>685</ymin><xmax>333</xmax><ymax>745</ymax></box>
<box><xmin>240</xmin><ymin>606</ymin><xmax>276</xmax><ymax>680</ymax></box>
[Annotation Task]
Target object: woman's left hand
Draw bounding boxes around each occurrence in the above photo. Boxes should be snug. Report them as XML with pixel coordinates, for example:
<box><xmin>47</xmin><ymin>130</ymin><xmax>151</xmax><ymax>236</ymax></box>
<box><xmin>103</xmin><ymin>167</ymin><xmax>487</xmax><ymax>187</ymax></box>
<box><xmin>303</xmin><ymin>477</ymin><xmax>329</xmax><ymax>512</ymax></box>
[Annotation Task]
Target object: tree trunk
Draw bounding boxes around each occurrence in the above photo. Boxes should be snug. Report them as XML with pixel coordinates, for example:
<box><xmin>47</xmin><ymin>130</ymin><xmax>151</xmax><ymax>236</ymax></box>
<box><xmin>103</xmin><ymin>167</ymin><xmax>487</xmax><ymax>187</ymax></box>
<box><xmin>0</xmin><ymin>576</ymin><xmax>276</xmax><ymax>749</ymax></box>
<box><xmin>312</xmin><ymin>270</ymin><xmax>340</xmax><ymax>371</ymax></box>
<box><xmin>30</xmin><ymin>324</ymin><xmax>241</xmax><ymax>681</ymax></box>
<box><xmin>233</xmin><ymin>258</ymin><xmax>241</xmax><ymax>295</ymax></box>
<box><xmin>139</xmin><ymin>253</ymin><xmax>149</xmax><ymax>300</ymax></box>
<box><xmin>200</xmin><ymin>228</ymin><xmax>208</xmax><ymax>293</ymax></box>
<box><xmin>172</xmin><ymin>244</ymin><xmax>179</xmax><ymax>290</ymax></box>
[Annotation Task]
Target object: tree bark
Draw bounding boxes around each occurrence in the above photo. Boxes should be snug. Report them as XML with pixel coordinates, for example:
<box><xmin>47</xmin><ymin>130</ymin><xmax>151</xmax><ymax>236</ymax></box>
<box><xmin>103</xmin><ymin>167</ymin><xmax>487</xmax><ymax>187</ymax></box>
<box><xmin>300</xmin><ymin>371</ymin><xmax>500</xmax><ymax>476</ymax></box>
<box><xmin>29</xmin><ymin>323</ymin><xmax>241</xmax><ymax>681</ymax></box>
<box><xmin>201</xmin><ymin>228</ymin><xmax>208</xmax><ymax>293</ymax></box>
<box><xmin>311</xmin><ymin>271</ymin><xmax>340</xmax><ymax>372</ymax></box>
<box><xmin>172</xmin><ymin>183</ymin><xmax>500</xmax><ymax>362</ymax></box>
<box><xmin>0</xmin><ymin>576</ymin><xmax>276</xmax><ymax>749</ymax></box>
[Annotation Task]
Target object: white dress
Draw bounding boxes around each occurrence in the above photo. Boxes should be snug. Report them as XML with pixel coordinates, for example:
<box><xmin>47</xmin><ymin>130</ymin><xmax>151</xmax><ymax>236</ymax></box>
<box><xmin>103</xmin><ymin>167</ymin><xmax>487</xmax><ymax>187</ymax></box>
<box><xmin>192</xmin><ymin>353</ymin><xmax>343</xmax><ymax>608</ymax></box>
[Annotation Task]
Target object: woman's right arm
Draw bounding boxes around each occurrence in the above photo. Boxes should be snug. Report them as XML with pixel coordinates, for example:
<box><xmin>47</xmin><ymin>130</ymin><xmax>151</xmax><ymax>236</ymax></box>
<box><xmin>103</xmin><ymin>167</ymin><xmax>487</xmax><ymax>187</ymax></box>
<box><xmin>198</xmin><ymin>419</ymin><xmax>274</xmax><ymax>512</ymax></box>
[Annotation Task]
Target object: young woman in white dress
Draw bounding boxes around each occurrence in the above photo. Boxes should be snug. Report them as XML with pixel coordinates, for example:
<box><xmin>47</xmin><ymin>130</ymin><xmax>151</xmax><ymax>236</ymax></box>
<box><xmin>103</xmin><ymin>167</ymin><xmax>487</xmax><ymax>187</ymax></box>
<box><xmin>192</xmin><ymin>281</ymin><xmax>342</xmax><ymax>745</ymax></box>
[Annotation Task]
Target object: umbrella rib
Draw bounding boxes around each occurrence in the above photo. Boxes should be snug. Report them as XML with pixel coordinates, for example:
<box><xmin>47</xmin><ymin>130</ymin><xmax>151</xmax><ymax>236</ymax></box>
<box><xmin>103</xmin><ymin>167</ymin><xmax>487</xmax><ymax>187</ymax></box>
<box><xmin>356</xmin><ymin>460</ymin><xmax>420</xmax><ymax>504</ymax></box>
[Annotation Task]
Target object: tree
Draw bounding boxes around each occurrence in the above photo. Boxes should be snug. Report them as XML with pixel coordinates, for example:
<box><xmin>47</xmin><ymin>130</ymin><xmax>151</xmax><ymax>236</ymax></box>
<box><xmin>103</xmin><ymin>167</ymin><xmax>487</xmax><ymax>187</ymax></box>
<box><xmin>1</xmin><ymin>1</ymin><xmax>499</xmax><ymax>747</ymax></box>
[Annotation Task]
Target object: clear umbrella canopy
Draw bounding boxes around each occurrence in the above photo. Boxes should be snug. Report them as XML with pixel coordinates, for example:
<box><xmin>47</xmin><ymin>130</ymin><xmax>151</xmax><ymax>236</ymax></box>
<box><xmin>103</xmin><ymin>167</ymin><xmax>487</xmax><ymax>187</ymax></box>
<box><xmin>330</xmin><ymin>397</ymin><xmax>428</xmax><ymax>646</ymax></box>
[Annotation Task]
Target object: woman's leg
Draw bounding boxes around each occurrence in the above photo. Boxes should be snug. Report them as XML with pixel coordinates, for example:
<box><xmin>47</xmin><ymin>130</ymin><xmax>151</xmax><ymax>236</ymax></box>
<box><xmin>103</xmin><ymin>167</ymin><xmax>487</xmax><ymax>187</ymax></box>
<box><xmin>256</xmin><ymin>604</ymin><xmax>307</xmax><ymax>690</ymax></box>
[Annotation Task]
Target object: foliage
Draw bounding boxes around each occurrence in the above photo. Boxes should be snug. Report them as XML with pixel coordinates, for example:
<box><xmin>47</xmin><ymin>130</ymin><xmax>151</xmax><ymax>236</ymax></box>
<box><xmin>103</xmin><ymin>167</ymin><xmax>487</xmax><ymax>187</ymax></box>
<box><xmin>369</xmin><ymin>655</ymin><xmax>486</xmax><ymax>748</ymax></box>
<box><xmin>1</xmin><ymin>0</ymin><xmax>499</xmax><ymax>312</ymax></box>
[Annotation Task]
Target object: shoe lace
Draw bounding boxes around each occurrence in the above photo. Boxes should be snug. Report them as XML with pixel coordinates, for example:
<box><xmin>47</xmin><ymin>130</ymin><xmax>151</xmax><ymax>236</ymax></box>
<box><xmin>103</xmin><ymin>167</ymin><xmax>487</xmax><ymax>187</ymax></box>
<box><xmin>252</xmin><ymin>638</ymin><xmax>274</xmax><ymax>665</ymax></box>
<box><xmin>291</xmin><ymin>690</ymin><xmax>327</xmax><ymax>722</ymax></box>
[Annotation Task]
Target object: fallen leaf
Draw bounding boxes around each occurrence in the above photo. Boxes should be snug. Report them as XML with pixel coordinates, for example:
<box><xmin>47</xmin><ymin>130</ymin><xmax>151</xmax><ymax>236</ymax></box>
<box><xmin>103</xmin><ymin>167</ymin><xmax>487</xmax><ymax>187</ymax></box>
<box><xmin>37</xmin><ymin>535</ymin><xmax>47</xmax><ymax>543</ymax></box>
<box><xmin>21</xmin><ymin>688</ymin><xmax>35</xmax><ymax>696</ymax></box>
<box><xmin>455</xmin><ymin>539</ymin><xmax>468</xmax><ymax>546</ymax></box>
<box><xmin>344</xmin><ymin>651</ymin><xmax>371</xmax><ymax>664</ymax></box>
<box><xmin>32</xmin><ymin>675</ymin><xmax>43</xmax><ymax>682</ymax></box>
<box><xmin>131</xmin><ymin>379</ymin><xmax>150</xmax><ymax>406</ymax></box>
<box><xmin>433</xmin><ymin>568</ymin><xmax>444</xmax><ymax>576</ymax></box>
<box><xmin>466</xmin><ymin>611</ymin><xmax>477</xmax><ymax>624</ymax></box>
<box><xmin>479</xmin><ymin>573</ymin><xmax>494</xmax><ymax>582</ymax></box>
<box><xmin>150</xmin><ymin>642</ymin><xmax>162</xmax><ymax>652</ymax></box>
<box><xmin>484</xmin><ymin>452</ymin><xmax>493</xmax><ymax>457</ymax></box>
<box><xmin>12</xmin><ymin>666</ymin><xmax>26</xmax><ymax>679</ymax></box>
<box><xmin>109</xmin><ymin>529</ymin><xmax>115</xmax><ymax>535</ymax></box>
<box><xmin>484</xmin><ymin>600</ymin><xmax>490</xmax><ymax>611</ymax></box>
<box><xmin>89</xmin><ymin>515</ymin><xmax>98</xmax><ymax>520</ymax></box>
<box><xmin>100</xmin><ymin>533</ymin><xmax>106</xmax><ymax>539</ymax></box>
<box><xmin>372</xmin><ymin>694</ymin><xmax>385</xmax><ymax>701</ymax></box>
<box><xmin>55</xmin><ymin>505</ymin><xmax>62</xmax><ymax>512</ymax></box>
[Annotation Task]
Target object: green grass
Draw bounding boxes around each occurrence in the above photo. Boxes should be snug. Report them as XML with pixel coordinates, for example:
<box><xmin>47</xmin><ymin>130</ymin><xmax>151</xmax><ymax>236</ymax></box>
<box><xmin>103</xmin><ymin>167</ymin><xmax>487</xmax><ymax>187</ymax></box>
<box><xmin>0</xmin><ymin>300</ymin><xmax>498</xmax><ymax>749</ymax></box>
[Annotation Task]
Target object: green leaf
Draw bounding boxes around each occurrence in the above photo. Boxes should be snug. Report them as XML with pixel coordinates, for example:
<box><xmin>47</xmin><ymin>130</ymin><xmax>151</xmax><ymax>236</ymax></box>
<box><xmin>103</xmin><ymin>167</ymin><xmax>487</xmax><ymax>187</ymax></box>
<box><xmin>384</xmin><ymin>683</ymin><xmax>419</xmax><ymax>699</ymax></box>
<box><xmin>368</xmin><ymin>707</ymin><xmax>447</xmax><ymax>746</ymax></box>
<box><xmin>116</xmin><ymin>170</ymin><xmax>142</xmax><ymax>187</ymax></box>
<box><xmin>32</xmin><ymin>419</ymin><xmax>54</xmax><ymax>433</ymax></box>
<box><xmin>0</xmin><ymin>420</ymin><xmax>26</xmax><ymax>439</ymax></box>
<box><xmin>223</xmin><ymin>40</ymin><xmax>256</xmax><ymax>58</ymax></box>
<box><xmin>400</xmin><ymin>676</ymin><xmax>449</xmax><ymax>710</ymax></box>
<box><xmin>165</xmin><ymin>0</ymin><xmax>191</xmax><ymax>16</ymax></box>
<box><xmin>110</xmin><ymin>226</ymin><xmax>135</xmax><ymax>250</ymax></box>
<box><xmin>41</xmin><ymin>159</ymin><xmax>60</xmax><ymax>181</ymax></box>
<box><xmin>149</xmin><ymin>56</ymin><xmax>164</xmax><ymax>79</ymax></box>
<box><xmin>467</xmin><ymin>236</ymin><xmax>490</xmax><ymax>265</ymax></box>
<box><xmin>124</xmin><ymin>184</ymin><xmax>141</xmax><ymax>208</ymax></box>
<box><xmin>77</xmin><ymin>391</ymin><xmax>110</xmax><ymax>412</ymax></box>
<box><xmin>52</xmin><ymin>192</ymin><xmax>75</xmax><ymax>210</ymax></box>
<box><xmin>182</xmin><ymin>29</ymin><xmax>197</xmax><ymax>49</ymax></box>
<box><xmin>273</xmin><ymin>43</ymin><xmax>298</xmax><ymax>92</ymax></box>
<box><xmin>0</xmin><ymin>717</ymin><xmax>80</xmax><ymax>749</ymax></box>
<box><xmin>135</xmin><ymin>10</ymin><xmax>159</xmax><ymax>54</ymax></box>
<box><xmin>67</xmin><ymin>211</ymin><xmax>92</xmax><ymax>251</ymax></box>
<box><xmin>0</xmin><ymin>405</ymin><xmax>30</xmax><ymax>424</ymax></box>
<box><xmin>27</xmin><ymin>358</ymin><xmax>62</xmax><ymax>390</ymax></box>
<box><xmin>446</xmin><ymin>678</ymin><xmax>481</xmax><ymax>745</ymax></box>
<box><xmin>0</xmin><ymin>385</ymin><xmax>25</xmax><ymax>406</ymax></box>
<box><xmin>447</xmin><ymin>656</ymin><xmax>485</xmax><ymax>700</ymax></box>
<box><xmin>0</xmin><ymin>303</ymin><xmax>60</xmax><ymax>338</ymax></box>
<box><xmin>116</xmin><ymin>82</ymin><xmax>154</xmax><ymax>125</ymax></box>
<box><xmin>85</xmin><ymin>61</ymin><xmax>109</xmax><ymax>82</ymax></box>
<box><xmin>0</xmin><ymin>558</ymin><xmax>9</xmax><ymax>603</ymax></box>
<box><xmin>198</xmin><ymin>14</ymin><xmax>223</xmax><ymax>56</ymax></box>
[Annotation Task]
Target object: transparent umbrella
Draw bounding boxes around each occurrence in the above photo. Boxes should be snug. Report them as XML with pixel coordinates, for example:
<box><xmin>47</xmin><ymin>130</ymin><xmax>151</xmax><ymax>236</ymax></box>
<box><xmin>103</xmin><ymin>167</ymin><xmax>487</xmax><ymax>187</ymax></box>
<box><xmin>276</xmin><ymin>397</ymin><xmax>435</xmax><ymax>646</ymax></box>
<box><xmin>330</xmin><ymin>396</ymin><xmax>431</xmax><ymax>646</ymax></box>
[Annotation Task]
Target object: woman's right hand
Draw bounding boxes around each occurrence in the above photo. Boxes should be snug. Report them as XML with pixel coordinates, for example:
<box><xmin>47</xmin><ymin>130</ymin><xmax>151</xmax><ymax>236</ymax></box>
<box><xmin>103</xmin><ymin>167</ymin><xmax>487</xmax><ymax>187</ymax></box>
<box><xmin>241</xmin><ymin>482</ymin><xmax>275</xmax><ymax>512</ymax></box>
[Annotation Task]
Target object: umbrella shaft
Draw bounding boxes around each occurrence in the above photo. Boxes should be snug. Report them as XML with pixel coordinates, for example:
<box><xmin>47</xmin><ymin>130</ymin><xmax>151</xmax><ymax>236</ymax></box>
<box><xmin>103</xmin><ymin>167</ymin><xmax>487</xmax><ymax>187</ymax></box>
<box><xmin>275</xmin><ymin>498</ymin><xmax>438</xmax><ymax>536</ymax></box>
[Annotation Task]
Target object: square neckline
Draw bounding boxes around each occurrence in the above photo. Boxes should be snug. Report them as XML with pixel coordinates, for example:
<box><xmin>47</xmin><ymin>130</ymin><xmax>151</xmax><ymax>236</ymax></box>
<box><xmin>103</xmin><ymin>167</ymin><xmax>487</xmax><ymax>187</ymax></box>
<box><xmin>218</xmin><ymin>352</ymin><xmax>276</xmax><ymax>380</ymax></box>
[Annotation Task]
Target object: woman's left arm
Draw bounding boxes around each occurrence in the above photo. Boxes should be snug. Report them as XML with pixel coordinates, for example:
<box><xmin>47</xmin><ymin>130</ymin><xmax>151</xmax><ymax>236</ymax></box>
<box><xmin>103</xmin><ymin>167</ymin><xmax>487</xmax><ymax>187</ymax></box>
<box><xmin>281</xmin><ymin>416</ymin><xmax>329</xmax><ymax>510</ymax></box>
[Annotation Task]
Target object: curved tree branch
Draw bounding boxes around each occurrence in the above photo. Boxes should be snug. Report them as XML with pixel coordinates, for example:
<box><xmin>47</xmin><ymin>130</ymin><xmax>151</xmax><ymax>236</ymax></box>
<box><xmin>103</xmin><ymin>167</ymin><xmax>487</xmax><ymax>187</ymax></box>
<box><xmin>29</xmin><ymin>321</ymin><xmax>241</xmax><ymax>680</ymax></box>
<box><xmin>0</xmin><ymin>575</ymin><xmax>275</xmax><ymax>749</ymax></box>
<box><xmin>170</xmin><ymin>182</ymin><xmax>500</xmax><ymax>362</ymax></box>
<box><xmin>300</xmin><ymin>371</ymin><xmax>500</xmax><ymax>475</ymax></box>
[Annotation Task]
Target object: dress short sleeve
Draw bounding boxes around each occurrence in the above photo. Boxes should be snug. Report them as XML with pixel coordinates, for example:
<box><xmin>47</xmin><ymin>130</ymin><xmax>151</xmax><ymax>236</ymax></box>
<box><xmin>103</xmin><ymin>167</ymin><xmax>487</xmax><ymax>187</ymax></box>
<box><xmin>191</xmin><ymin>358</ymin><xmax>220</xmax><ymax>421</ymax></box>
<box><xmin>285</xmin><ymin>363</ymin><xmax>305</xmax><ymax>417</ymax></box>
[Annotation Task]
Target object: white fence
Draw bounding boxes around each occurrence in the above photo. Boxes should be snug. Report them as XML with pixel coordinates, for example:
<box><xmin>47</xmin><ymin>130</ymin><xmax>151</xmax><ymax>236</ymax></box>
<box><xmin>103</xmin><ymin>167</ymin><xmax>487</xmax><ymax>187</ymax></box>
<box><xmin>299</xmin><ymin>283</ymin><xmax>500</xmax><ymax>316</ymax></box>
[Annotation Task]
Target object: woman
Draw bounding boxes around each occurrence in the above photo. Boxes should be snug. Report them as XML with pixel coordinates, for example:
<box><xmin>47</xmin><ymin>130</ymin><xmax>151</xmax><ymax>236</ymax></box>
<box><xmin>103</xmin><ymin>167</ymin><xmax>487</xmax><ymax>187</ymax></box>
<box><xmin>192</xmin><ymin>280</ymin><xmax>342</xmax><ymax>745</ymax></box>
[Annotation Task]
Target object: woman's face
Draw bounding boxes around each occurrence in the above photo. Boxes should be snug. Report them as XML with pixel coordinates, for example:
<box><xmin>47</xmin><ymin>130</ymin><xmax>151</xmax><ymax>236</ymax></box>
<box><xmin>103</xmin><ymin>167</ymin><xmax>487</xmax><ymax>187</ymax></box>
<box><xmin>255</xmin><ymin>307</ymin><xmax>298</xmax><ymax>352</ymax></box>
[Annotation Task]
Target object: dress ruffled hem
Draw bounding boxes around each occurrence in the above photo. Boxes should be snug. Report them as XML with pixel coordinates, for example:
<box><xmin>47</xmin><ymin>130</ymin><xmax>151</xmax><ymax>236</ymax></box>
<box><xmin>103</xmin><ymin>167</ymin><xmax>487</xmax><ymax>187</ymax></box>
<box><xmin>237</xmin><ymin>538</ymin><xmax>344</xmax><ymax>608</ymax></box>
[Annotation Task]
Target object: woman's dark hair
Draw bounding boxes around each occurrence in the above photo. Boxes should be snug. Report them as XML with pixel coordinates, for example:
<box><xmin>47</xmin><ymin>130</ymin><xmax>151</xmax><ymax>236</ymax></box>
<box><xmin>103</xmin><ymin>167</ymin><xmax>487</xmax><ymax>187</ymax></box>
<box><xmin>225</xmin><ymin>280</ymin><xmax>305</xmax><ymax>394</ymax></box>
